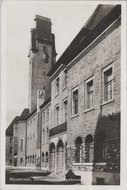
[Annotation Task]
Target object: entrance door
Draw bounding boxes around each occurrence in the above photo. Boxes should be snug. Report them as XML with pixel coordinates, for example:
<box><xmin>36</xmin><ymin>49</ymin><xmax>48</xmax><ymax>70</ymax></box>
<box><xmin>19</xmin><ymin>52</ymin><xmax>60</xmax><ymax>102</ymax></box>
<box><xmin>57</xmin><ymin>140</ymin><xmax>64</xmax><ymax>174</ymax></box>
<box><xmin>50</xmin><ymin>143</ymin><xmax>55</xmax><ymax>173</ymax></box>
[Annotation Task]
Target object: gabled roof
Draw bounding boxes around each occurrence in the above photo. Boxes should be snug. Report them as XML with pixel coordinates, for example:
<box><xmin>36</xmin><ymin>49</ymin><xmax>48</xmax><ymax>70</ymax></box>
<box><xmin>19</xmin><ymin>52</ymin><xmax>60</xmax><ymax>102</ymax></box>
<box><xmin>48</xmin><ymin>4</ymin><xmax>120</xmax><ymax>77</ymax></box>
<box><xmin>27</xmin><ymin>96</ymin><xmax>51</xmax><ymax>120</ymax></box>
<box><xmin>6</xmin><ymin>108</ymin><xmax>30</xmax><ymax>136</ymax></box>
<box><xmin>19</xmin><ymin>108</ymin><xmax>30</xmax><ymax>121</ymax></box>
<box><xmin>84</xmin><ymin>4</ymin><xmax>115</xmax><ymax>30</ymax></box>
<box><xmin>6</xmin><ymin>116</ymin><xmax>20</xmax><ymax>136</ymax></box>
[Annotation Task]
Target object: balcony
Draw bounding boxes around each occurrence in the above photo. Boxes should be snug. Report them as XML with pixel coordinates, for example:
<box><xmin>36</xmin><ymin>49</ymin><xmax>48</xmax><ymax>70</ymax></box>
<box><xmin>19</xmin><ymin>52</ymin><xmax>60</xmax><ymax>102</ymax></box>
<box><xmin>49</xmin><ymin>122</ymin><xmax>67</xmax><ymax>137</ymax></box>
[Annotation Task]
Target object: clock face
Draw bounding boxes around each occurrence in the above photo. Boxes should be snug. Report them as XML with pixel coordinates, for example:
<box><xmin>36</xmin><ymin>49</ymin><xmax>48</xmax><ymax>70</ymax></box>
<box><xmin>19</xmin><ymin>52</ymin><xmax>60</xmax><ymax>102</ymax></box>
<box><xmin>39</xmin><ymin>89</ymin><xmax>45</xmax><ymax>98</ymax></box>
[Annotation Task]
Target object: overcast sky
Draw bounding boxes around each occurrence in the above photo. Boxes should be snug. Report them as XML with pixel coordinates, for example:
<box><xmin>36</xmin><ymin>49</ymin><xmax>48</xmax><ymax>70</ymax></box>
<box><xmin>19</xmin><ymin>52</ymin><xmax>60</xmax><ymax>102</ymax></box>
<box><xmin>4</xmin><ymin>1</ymin><xmax>98</xmax><ymax>126</ymax></box>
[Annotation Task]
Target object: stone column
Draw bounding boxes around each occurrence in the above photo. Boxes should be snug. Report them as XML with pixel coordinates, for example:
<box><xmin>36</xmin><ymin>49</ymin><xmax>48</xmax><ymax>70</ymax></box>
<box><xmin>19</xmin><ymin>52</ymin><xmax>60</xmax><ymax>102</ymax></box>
<box><xmin>55</xmin><ymin>148</ymin><xmax>57</xmax><ymax>174</ymax></box>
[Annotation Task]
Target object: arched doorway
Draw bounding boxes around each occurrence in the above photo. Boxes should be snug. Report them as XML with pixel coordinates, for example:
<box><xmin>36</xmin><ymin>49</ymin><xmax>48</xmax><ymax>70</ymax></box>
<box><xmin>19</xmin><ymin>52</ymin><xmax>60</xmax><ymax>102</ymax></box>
<box><xmin>49</xmin><ymin>143</ymin><xmax>55</xmax><ymax>173</ymax></box>
<box><xmin>85</xmin><ymin>134</ymin><xmax>93</xmax><ymax>162</ymax></box>
<box><xmin>75</xmin><ymin>137</ymin><xmax>82</xmax><ymax>163</ymax></box>
<box><xmin>57</xmin><ymin>139</ymin><xmax>64</xmax><ymax>174</ymax></box>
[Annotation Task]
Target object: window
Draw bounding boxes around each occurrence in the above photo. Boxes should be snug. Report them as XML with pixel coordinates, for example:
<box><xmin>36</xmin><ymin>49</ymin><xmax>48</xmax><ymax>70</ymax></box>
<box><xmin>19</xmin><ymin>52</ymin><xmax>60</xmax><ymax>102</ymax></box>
<box><xmin>10</xmin><ymin>160</ymin><xmax>12</xmax><ymax>164</ymax></box>
<box><xmin>85</xmin><ymin>134</ymin><xmax>93</xmax><ymax>162</ymax></box>
<box><xmin>56</xmin><ymin>77</ymin><xmax>59</xmax><ymax>95</ymax></box>
<box><xmin>42</xmin><ymin>46</ymin><xmax>48</xmax><ymax>63</ymax></box>
<box><xmin>43</xmin><ymin>111</ymin><xmax>45</xmax><ymax>123</ymax></box>
<box><xmin>43</xmin><ymin>129</ymin><xmax>45</xmax><ymax>144</ymax></box>
<box><xmin>9</xmin><ymin>147</ymin><xmax>12</xmax><ymax>153</ymax></box>
<box><xmin>46</xmin><ymin>152</ymin><xmax>48</xmax><ymax>163</ymax></box>
<box><xmin>63</xmin><ymin>99</ymin><xmax>67</xmax><ymax>122</ymax></box>
<box><xmin>55</xmin><ymin>105</ymin><xmax>59</xmax><ymax>126</ymax></box>
<box><xmin>72</xmin><ymin>87</ymin><xmax>78</xmax><ymax>115</ymax></box>
<box><xmin>63</xmin><ymin>69</ymin><xmax>67</xmax><ymax>88</ymax></box>
<box><xmin>20</xmin><ymin>158</ymin><xmax>23</xmax><ymax>163</ymax></box>
<box><xmin>21</xmin><ymin>139</ymin><xmax>23</xmax><ymax>151</ymax></box>
<box><xmin>46</xmin><ymin>127</ymin><xmax>49</xmax><ymax>143</ymax></box>
<box><xmin>85</xmin><ymin>78</ymin><xmax>94</xmax><ymax>110</ymax></box>
<box><xmin>33</xmin><ymin>155</ymin><xmax>34</xmax><ymax>163</ymax></box>
<box><xmin>47</xmin><ymin>108</ymin><xmax>49</xmax><ymax>121</ymax></box>
<box><xmin>10</xmin><ymin>137</ymin><xmax>12</xmax><ymax>143</ymax></box>
<box><xmin>75</xmin><ymin>137</ymin><xmax>82</xmax><ymax>163</ymax></box>
<box><xmin>43</xmin><ymin>46</ymin><xmax>46</xmax><ymax>51</ymax></box>
<box><xmin>103</xmin><ymin>67</ymin><xmax>113</xmax><ymax>102</ymax></box>
<box><xmin>42</xmin><ymin>152</ymin><xmax>44</xmax><ymax>163</ymax></box>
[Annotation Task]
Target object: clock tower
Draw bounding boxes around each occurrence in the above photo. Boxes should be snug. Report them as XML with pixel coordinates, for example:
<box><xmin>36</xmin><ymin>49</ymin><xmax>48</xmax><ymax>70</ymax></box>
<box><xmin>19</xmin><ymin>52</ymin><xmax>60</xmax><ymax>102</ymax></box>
<box><xmin>28</xmin><ymin>15</ymin><xmax>57</xmax><ymax>112</ymax></box>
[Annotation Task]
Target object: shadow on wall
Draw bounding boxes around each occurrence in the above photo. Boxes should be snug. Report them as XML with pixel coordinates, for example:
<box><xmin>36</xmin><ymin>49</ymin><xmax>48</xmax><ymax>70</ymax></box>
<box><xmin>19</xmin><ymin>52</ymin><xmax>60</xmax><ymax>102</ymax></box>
<box><xmin>92</xmin><ymin>112</ymin><xmax>120</xmax><ymax>185</ymax></box>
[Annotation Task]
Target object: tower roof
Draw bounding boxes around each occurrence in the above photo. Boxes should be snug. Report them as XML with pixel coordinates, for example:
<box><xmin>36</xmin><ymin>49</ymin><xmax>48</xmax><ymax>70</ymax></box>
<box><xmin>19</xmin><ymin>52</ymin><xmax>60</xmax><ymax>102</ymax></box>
<box><xmin>35</xmin><ymin>15</ymin><xmax>51</xmax><ymax>23</ymax></box>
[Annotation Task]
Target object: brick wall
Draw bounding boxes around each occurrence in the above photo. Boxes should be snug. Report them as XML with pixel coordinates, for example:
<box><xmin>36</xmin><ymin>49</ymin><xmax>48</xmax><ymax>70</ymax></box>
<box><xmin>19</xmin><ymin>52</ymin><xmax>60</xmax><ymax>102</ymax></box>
<box><xmin>6</xmin><ymin>136</ymin><xmax>13</xmax><ymax>166</ymax></box>
<box><xmin>17</xmin><ymin>121</ymin><xmax>27</xmax><ymax>166</ymax></box>
<box><xmin>66</xmin><ymin>20</ymin><xmax>120</xmax><ymax>173</ymax></box>
<box><xmin>29</xmin><ymin>42</ymin><xmax>52</xmax><ymax>112</ymax></box>
<box><xmin>67</xmin><ymin>23</ymin><xmax>120</xmax><ymax>146</ymax></box>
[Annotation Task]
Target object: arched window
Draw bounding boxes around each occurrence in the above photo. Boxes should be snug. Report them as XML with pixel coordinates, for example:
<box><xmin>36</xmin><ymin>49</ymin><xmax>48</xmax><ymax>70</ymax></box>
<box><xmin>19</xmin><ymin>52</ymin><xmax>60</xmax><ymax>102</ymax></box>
<box><xmin>46</xmin><ymin>152</ymin><xmax>48</xmax><ymax>163</ymax></box>
<box><xmin>35</xmin><ymin>154</ymin><xmax>37</xmax><ymax>164</ymax></box>
<box><xmin>33</xmin><ymin>155</ymin><xmax>34</xmax><ymax>163</ymax></box>
<box><xmin>57</xmin><ymin>140</ymin><xmax>64</xmax><ymax>174</ymax></box>
<box><xmin>95</xmin><ymin>132</ymin><xmax>106</xmax><ymax>162</ymax></box>
<box><xmin>75</xmin><ymin>137</ymin><xmax>82</xmax><ymax>163</ymax></box>
<box><xmin>30</xmin><ymin>156</ymin><xmax>32</xmax><ymax>164</ymax></box>
<box><xmin>42</xmin><ymin>152</ymin><xmax>44</xmax><ymax>163</ymax></box>
<box><xmin>20</xmin><ymin>158</ymin><xmax>23</xmax><ymax>163</ymax></box>
<box><xmin>85</xmin><ymin>134</ymin><xmax>93</xmax><ymax>162</ymax></box>
<box><xmin>50</xmin><ymin>143</ymin><xmax>55</xmax><ymax>173</ymax></box>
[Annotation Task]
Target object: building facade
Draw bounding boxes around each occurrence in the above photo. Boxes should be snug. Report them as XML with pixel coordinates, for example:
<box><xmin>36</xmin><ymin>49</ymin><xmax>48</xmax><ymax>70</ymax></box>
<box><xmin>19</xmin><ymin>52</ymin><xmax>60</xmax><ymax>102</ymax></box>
<box><xmin>6</xmin><ymin>4</ymin><xmax>121</xmax><ymax>185</ymax></box>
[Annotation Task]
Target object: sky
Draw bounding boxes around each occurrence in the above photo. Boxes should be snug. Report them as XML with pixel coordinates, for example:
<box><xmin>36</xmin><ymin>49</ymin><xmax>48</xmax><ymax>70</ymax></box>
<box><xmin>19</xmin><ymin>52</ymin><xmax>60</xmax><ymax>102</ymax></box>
<box><xmin>3</xmin><ymin>1</ymin><xmax>98</xmax><ymax>126</ymax></box>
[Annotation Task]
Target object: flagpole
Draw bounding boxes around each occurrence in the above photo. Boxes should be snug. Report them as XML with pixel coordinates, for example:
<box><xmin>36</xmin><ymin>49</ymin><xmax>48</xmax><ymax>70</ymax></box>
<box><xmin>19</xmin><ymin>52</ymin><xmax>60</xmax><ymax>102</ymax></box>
<box><xmin>37</xmin><ymin>88</ymin><xmax>45</xmax><ymax>170</ymax></box>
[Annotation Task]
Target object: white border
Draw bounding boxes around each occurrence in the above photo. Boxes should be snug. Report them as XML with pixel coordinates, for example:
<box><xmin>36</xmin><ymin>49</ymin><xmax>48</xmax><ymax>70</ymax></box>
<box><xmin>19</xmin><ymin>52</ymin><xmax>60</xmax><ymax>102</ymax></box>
<box><xmin>1</xmin><ymin>1</ymin><xmax>126</xmax><ymax>190</ymax></box>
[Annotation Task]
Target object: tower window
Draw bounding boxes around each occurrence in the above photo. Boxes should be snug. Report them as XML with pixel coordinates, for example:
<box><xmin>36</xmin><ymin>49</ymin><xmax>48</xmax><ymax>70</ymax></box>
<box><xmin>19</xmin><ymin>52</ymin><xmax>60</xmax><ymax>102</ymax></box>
<box><xmin>9</xmin><ymin>147</ymin><xmax>13</xmax><ymax>153</ymax></box>
<box><xmin>43</xmin><ymin>46</ymin><xmax>46</xmax><ymax>51</ymax></box>
<box><xmin>42</xmin><ymin>46</ymin><xmax>48</xmax><ymax>63</ymax></box>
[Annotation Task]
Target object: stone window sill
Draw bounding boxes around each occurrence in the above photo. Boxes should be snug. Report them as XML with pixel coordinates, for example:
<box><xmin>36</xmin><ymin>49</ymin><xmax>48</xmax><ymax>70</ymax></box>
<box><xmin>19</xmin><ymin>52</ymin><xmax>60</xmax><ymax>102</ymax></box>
<box><xmin>73</xmin><ymin>162</ymin><xmax>93</xmax><ymax>166</ymax></box>
<box><xmin>84</xmin><ymin>107</ymin><xmax>94</xmax><ymax>113</ymax></box>
<box><xmin>101</xmin><ymin>99</ymin><xmax>114</xmax><ymax>106</ymax></box>
<box><xmin>62</xmin><ymin>86</ymin><xmax>67</xmax><ymax>91</ymax></box>
<box><xmin>55</xmin><ymin>93</ymin><xmax>59</xmax><ymax>98</ymax></box>
<box><xmin>95</xmin><ymin>162</ymin><xmax>106</xmax><ymax>166</ymax></box>
<box><xmin>70</xmin><ymin>114</ymin><xmax>79</xmax><ymax>119</ymax></box>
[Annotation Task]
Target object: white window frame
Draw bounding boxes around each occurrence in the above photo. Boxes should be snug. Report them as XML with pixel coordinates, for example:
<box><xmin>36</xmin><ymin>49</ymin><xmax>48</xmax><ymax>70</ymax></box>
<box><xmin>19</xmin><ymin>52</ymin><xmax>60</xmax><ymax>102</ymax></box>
<box><xmin>21</xmin><ymin>138</ymin><xmax>23</xmax><ymax>151</ymax></box>
<box><xmin>55</xmin><ymin>104</ymin><xmax>59</xmax><ymax>126</ymax></box>
<box><xmin>63</xmin><ymin>68</ymin><xmax>67</xmax><ymax>89</ymax></box>
<box><xmin>63</xmin><ymin>98</ymin><xmax>67</xmax><ymax>122</ymax></box>
<box><xmin>71</xmin><ymin>86</ymin><xmax>79</xmax><ymax>117</ymax></box>
<box><xmin>102</xmin><ymin>64</ymin><xmax>113</xmax><ymax>105</ymax></box>
<box><xmin>46</xmin><ymin>108</ymin><xmax>49</xmax><ymax>121</ymax></box>
<box><xmin>55</xmin><ymin>76</ymin><xmax>59</xmax><ymax>95</ymax></box>
<box><xmin>84</xmin><ymin>76</ymin><xmax>94</xmax><ymax>111</ymax></box>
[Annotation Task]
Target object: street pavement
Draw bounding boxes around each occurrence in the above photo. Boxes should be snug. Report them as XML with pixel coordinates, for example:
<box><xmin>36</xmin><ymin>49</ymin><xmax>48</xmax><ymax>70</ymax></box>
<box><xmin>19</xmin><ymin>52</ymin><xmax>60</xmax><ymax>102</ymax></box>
<box><xmin>6</xmin><ymin>167</ymin><xmax>81</xmax><ymax>185</ymax></box>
